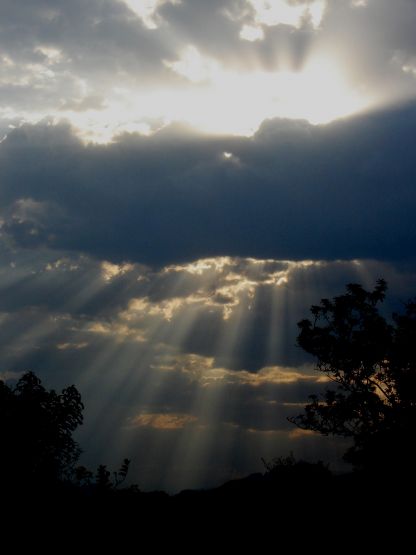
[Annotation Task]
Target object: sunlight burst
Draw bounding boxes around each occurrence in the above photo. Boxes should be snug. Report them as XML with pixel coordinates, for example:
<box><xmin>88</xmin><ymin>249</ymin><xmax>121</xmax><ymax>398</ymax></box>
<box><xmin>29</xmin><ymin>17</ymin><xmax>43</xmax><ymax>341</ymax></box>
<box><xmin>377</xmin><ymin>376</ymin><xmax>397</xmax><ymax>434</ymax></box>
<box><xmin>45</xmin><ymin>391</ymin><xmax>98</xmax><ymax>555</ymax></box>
<box><xmin>55</xmin><ymin>52</ymin><xmax>372</xmax><ymax>141</ymax></box>
<box><xmin>246</xmin><ymin>0</ymin><xmax>327</xmax><ymax>30</ymax></box>
<box><xmin>2</xmin><ymin>43</ymin><xmax>373</xmax><ymax>143</ymax></box>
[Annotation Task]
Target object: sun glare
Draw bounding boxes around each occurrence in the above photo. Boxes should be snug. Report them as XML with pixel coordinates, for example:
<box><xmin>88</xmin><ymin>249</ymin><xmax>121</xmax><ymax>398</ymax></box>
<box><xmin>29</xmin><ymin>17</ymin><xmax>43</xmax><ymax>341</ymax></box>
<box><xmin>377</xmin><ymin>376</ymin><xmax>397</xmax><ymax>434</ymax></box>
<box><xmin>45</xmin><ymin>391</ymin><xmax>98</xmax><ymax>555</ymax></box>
<box><xmin>130</xmin><ymin>54</ymin><xmax>370</xmax><ymax>136</ymax></box>
<box><xmin>50</xmin><ymin>54</ymin><xmax>372</xmax><ymax>142</ymax></box>
<box><xmin>4</xmin><ymin>43</ymin><xmax>372</xmax><ymax>144</ymax></box>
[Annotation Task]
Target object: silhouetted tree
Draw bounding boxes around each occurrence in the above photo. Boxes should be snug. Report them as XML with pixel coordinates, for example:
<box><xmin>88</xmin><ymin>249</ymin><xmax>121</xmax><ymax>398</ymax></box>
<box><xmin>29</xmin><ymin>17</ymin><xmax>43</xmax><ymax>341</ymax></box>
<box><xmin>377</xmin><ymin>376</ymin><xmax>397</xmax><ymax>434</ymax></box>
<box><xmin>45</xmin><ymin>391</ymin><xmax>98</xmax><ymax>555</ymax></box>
<box><xmin>289</xmin><ymin>280</ymin><xmax>416</xmax><ymax>474</ymax></box>
<box><xmin>0</xmin><ymin>371</ymin><xmax>83</xmax><ymax>488</ymax></box>
<box><xmin>74</xmin><ymin>465</ymin><xmax>93</xmax><ymax>487</ymax></box>
<box><xmin>93</xmin><ymin>459</ymin><xmax>131</xmax><ymax>491</ymax></box>
<box><xmin>113</xmin><ymin>458</ymin><xmax>131</xmax><ymax>488</ymax></box>
<box><xmin>96</xmin><ymin>464</ymin><xmax>112</xmax><ymax>490</ymax></box>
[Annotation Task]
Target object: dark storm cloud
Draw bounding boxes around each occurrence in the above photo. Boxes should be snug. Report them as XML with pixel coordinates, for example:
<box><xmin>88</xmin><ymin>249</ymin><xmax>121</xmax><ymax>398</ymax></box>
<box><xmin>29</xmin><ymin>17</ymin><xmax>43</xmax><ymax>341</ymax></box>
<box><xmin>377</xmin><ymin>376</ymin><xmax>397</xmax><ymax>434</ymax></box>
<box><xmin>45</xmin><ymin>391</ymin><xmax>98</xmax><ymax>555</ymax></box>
<box><xmin>1</xmin><ymin>103</ymin><xmax>416</xmax><ymax>266</ymax></box>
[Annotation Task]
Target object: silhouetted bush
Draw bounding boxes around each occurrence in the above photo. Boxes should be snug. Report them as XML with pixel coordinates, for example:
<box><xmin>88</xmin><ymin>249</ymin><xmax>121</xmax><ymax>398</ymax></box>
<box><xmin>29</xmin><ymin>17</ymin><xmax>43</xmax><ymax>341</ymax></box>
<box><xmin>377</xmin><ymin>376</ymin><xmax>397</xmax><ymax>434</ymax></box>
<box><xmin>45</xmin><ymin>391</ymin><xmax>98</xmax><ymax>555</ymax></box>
<box><xmin>262</xmin><ymin>453</ymin><xmax>331</xmax><ymax>481</ymax></box>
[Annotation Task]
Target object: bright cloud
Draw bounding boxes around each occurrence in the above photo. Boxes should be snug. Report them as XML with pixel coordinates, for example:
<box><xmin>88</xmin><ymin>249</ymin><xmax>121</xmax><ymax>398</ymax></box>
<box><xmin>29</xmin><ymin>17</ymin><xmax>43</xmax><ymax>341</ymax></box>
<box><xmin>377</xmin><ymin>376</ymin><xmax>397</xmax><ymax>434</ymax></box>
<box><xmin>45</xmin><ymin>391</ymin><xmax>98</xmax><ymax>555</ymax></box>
<box><xmin>239</xmin><ymin>24</ymin><xmax>265</xmax><ymax>42</ymax></box>
<box><xmin>123</xmin><ymin>0</ymin><xmax>180</xmax><ymax>29</ymax></box>
<box><xmin>164</xmin><ymin>45</ymin><xmax>220</xmax><ymax>83</ymax></box>
<box><xmin>1</xmin><ymin>0</ymin><xmax>415</xmax><ymax>142</ymax></box>
<box><xmin>128</xmin><ymin>412</ymin><xmax>197</xmax><ymax>429</ymax></box>
<box><xmin>101</xmin><ymin>261</ymin><xmax>134</xmax><ymax>282</ymax></box>
<box><xmin>246</xmin><ymin>0</ymin><xmax>327</xmax><ymax>29</ymax></box>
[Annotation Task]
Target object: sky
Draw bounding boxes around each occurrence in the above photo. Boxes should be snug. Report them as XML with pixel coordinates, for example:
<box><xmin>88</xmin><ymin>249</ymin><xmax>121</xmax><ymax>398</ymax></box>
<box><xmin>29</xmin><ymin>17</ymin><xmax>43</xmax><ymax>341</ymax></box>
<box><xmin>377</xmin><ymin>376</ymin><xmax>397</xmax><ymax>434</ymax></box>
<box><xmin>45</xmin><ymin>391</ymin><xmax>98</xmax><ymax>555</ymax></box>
<box><xmin>1</xmin><ymin>0</ymin><xmax>416</xmax><ymax>492</ymax></box>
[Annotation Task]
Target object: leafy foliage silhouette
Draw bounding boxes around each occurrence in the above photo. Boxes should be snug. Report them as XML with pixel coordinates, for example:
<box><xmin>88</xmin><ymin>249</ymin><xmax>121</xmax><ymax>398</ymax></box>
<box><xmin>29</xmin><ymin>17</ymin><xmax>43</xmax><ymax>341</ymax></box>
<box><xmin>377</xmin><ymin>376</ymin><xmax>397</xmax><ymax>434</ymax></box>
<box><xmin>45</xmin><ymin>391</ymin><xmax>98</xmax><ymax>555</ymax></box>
<box><xmin>261</xmin><ymin>452</ymin><xmax>331</xmax><ymax>481</ymax></box>
<box><xmin>0</xmin><ymin>371</ymin><xmax>83</xmax><ymax>487</ymax></box>
<box><xmin>93</xmin><ymin>459</ymin><xmax>131</xmax><ymax>490</ymax></box>
<box><xmin>0</xmin><ymin>371</ymin><xmax>134</xmax><ymax>496</ymax></box>
<box><xmin>289</xmin><ymin>280</ymin><xmax>416</xmax><ymax>473</ymax></box>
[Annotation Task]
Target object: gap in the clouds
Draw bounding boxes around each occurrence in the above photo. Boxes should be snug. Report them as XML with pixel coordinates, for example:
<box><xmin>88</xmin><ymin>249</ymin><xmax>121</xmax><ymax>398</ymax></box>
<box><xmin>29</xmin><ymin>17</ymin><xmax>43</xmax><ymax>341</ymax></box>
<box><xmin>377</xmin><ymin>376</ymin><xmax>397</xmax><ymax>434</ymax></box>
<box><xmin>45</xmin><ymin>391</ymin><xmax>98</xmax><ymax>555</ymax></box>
<box><xmin>2</xmin><ymin>0</ymin><xmax>416</xmax><ymax>147</ymax></box>
<box><xmin>0</xmin><ymin>93</ymin><xmax>411</xmax><ymax>152</ymax></box>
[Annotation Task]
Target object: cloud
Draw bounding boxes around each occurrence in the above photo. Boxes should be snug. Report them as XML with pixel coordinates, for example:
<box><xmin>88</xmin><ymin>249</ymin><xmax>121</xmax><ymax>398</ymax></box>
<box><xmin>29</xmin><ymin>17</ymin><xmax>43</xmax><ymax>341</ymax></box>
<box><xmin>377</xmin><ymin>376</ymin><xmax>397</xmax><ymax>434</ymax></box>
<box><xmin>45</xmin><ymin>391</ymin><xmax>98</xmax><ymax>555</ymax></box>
<box><xmin>123</xmin><ymin>0</ymin><xmax>181</xmax><ymax>30</ymax></box>
<box><xmin>1</xmin><ymin>104</ymin><xmax>416</xmax><ymax>266</ymax></box>
<box><xmin>243</xmin><ymin>0</ymin><xmax>327</xmax><ymax>30</ymax></box>
<box><xmin>1</xmin><ymin>0</ymin><xmax>416</xmax><ymax>139</ymax></box>
<box><xmin>0</xmin><ymin>244</ymin><xmax>412</xmax><ymax>489</ymax></box>
<box><xmin>228</xmin><ymin>366</ymin><xmax>330</xmax><ymax>386</ymax></box>
<box><xmin>1</xmin><ymin>247</ymin><xmax>414</xmax><ymax>378</ymax></box>
<box><xmin>128</xmin><ymin>412</ymin><xmax>198</xmax><ymax>430</ymax></box>
<box><xmin>2</xmin><ymin>0</ymin><xmax>416</xmax><ymax>491</ymax></box>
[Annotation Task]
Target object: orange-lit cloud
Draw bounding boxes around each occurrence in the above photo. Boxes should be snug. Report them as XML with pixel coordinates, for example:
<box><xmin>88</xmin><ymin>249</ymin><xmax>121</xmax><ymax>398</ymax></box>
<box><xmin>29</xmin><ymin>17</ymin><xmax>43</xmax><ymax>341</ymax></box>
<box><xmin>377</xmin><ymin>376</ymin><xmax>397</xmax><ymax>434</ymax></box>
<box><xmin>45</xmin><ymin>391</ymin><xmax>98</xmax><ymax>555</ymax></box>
<box><xmin>128</xmin><ymin>412</ymin><xmax>198</xmax><ymax>429</ymax></box>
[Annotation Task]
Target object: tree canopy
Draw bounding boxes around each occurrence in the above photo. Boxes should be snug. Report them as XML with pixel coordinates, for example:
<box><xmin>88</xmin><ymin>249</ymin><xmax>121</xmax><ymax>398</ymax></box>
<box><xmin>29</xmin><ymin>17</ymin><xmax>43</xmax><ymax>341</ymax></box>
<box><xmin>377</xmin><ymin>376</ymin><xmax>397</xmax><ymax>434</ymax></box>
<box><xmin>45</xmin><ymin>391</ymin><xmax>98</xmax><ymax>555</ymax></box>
<box><xmin>0</xmin><ymin>371</ymin><xmax>84</xmax><ymax>488</ymax></box>
<box><xmin>289</xmin><ymin>279</ymin><xmax>416</xmax><ymax>473</ymax></box>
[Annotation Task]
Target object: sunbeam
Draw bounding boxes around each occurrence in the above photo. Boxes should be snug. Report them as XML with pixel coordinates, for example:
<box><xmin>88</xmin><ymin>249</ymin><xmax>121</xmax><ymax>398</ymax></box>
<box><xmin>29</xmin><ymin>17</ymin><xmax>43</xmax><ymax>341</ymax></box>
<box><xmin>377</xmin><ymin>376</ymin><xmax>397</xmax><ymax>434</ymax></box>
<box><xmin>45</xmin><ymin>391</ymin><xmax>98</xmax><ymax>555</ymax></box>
<box><xmin>2</xmin><ymin>0</ymin><xmax>416</xmax><ymax>503</ymax></box>
<box><xmin>2</xmin><ymin>251</ymin><xmax>416</xmax><ymax>490</ymax></box>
